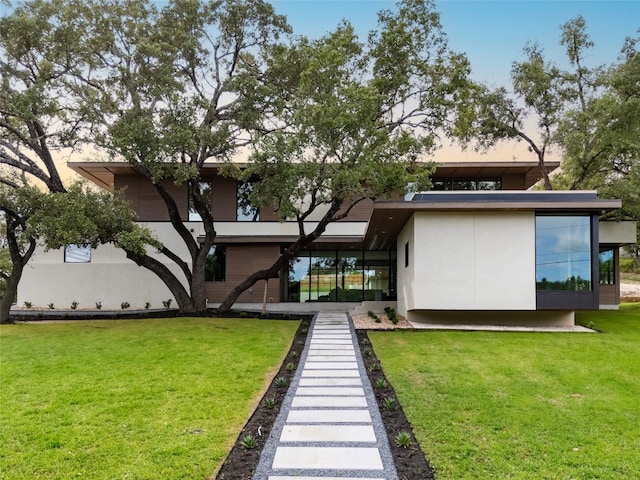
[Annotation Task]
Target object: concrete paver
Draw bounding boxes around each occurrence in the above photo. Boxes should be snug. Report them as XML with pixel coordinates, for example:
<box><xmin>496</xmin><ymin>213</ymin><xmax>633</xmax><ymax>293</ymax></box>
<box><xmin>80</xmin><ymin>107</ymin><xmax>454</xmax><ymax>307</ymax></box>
<box><xmin>253</xmin><ymin>312</ymin><xmax>398</xmax><ymax>480</ymax></box>
<box><xmin>286</xmin><ymin>409</ymin><xmax>372</xmax><ymax>424</ymax></box>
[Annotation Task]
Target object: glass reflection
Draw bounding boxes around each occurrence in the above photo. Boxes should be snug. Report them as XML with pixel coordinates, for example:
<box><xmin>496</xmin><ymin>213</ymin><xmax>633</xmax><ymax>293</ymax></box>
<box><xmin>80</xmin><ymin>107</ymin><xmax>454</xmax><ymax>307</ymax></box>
<box><xmin>536</xmin><ymin>216</ymin><xmax>591</xmax><ymax>291</ymax></box>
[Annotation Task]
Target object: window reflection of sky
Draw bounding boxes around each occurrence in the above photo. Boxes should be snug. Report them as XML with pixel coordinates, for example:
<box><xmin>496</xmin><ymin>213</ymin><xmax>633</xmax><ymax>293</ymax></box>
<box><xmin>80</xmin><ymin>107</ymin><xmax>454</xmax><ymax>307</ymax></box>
<box><xmin>536</xmin><ymin>216</ymin><xmax>591</xmax><ymax>284</ymax></box>
<box><xmin>289</xmin><ymin>257</ymin><xmax>310</xmax><ymax>282</ymax></box>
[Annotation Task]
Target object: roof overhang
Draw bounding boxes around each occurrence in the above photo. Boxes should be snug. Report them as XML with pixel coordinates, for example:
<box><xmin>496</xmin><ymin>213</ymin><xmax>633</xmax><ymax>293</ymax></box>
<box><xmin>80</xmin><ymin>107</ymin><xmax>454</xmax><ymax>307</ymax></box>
<box><xmin>69</xmin><ymin>160</ymin><xmax>561</xmax><ymax>192</ymax></box>
<box><xmin>432</xmin><ymin>160</ymin><xmax>561</xmax><ymax>189</ymax></box>
<box><xmin>365</xmin><ymin>191</ymin><xmax>622</xmax><ymax>250</ymax></box>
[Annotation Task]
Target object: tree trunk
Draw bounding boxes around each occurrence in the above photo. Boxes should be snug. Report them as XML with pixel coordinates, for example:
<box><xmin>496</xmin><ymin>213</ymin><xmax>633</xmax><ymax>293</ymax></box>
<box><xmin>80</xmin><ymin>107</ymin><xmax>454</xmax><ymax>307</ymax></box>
<box><xmin>536</xmin><ymin>150</ymin><xmax>554</xmax><ymax>190</ymax></box>
<box><xmin>217</xmin><ymin>263</ymin><xmax>282</xmax><ymax>314</ymax></box>
<box><xmin>124</xmin><ymin>249</ymin><xmax>202</xmax><ymax>314</ymax></box>
<box><xmin>0</xmin><ymin>265</ymin><xmax>22</xmax><ymax>324</ymax></box>
<box><xmin>0</xmin><ymin>220</ymin><xmax>36</xmax><ymax>324</ymax></box>
<box><xmin>217</xmin><ymin>199</ymin><xmax>349</xmax><ymax>314</ymax></box>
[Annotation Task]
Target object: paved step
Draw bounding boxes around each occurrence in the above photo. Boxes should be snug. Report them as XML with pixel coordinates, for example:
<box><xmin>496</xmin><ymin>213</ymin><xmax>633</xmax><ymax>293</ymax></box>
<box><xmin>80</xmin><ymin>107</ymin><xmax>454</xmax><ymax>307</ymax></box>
<box><xmin>253</xmin><ymin>312</ymin><xmax>398</xmax><ymax>480</ymax></box>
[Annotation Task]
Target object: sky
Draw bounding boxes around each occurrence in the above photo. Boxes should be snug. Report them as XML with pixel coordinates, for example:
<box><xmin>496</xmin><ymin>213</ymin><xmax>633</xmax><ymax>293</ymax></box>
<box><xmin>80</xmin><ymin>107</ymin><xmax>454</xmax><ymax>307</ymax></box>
<box><xmin>271</xmin><ymin>0</ymin><xmax>639</xmax><ymax>85</ymax></box>
<box><xmin>269</xmin><ymin>0</ymin><xmax>639</xmax><ymax>161</ymax></box>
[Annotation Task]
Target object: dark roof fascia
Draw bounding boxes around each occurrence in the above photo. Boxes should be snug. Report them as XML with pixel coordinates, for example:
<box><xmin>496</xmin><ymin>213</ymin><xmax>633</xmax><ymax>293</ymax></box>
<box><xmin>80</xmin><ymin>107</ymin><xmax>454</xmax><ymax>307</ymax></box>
<box><xmin>203</xmin><ymin>235</ymin><xmax>365</xmax><ymax>244</ymax></box>
<box><xmin>373</xmin><ymin>201</ymin><xmax>622</xmax><ymax>212</ymax></box>
<box><xmin>402</xmin><ymin>191</ymin><xmax>621</xmax><ymax>212</ymax></box>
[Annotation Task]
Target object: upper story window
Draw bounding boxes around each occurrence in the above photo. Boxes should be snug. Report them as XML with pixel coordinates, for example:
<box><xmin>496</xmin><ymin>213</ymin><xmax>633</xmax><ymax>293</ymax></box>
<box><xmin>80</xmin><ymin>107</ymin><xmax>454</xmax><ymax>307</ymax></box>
<box><xmin>65</xmin><ymin>244</ymin><xmax>91</xmax><ymax>263</ymax></box>
<box><xmin>188</xmin><ymin>180</ymin><xmax>212</xmax><ymax>221</ymax></box>
<box><xmin>535</xmin><ymin>215</ymin><xmax>592</xmax><ymax>291</ymax></box>
<box><xmin>431</xmin><ymin>178</ymin><xmax>501</xmax><ymax>191</ymax></box>
<box><xmin>237</xmin><ymin>181</ymin><xmax>259</xmax><ymax>222</ymax></box>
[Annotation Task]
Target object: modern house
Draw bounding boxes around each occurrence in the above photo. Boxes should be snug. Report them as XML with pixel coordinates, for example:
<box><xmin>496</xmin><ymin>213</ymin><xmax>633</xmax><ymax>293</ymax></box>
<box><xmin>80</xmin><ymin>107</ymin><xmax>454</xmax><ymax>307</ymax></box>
<box><xmin>18</xmin><ymin>161</ymin><xmax>637</xmax><ymax>327</ymax></box>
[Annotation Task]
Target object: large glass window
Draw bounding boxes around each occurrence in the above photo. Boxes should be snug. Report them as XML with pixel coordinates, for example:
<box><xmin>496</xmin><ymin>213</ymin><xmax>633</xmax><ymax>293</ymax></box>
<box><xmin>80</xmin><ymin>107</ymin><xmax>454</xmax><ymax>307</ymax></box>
<box><xmin>189</xmin><ymin>180</ymin><xmax>212</xmax><ymax>221</ymax></box>
<box><xmin>336</xmin><ymin>251</ymin><xmax>364</xmax><ymax>302</ymax></box>
<box><xmin>309</xmin><ymin>254</ymin><xmax>337</xmax><ymax>301</ymax></box>
<box><xmin>285</xmin><ymin>250</ymin><xmax>396</xmax><ymax>302</ymax></box>
<box><xmin>364</xmin><ymin>250</ymin><xmax>395</xmax><ymax>301</ymax></box>
<box><xmin>64</xmin><ymin>244</ymin><xmax>91</xmax><ymax>263</ymax></box>
<box><xmin>237</xmin><ymin>181</ymin><xmax>259</xmax><ymax>221</ymax></box>
<box><xmin>286</xmin><ymin>255</ymin><xmax>311</xmax><ymax>303</ymax></box>
<box><xmin>536</xmin><ymin>216</ymin><xmax>592</xmax><ymax>291</ymax></box>
<box><xmin>205</xmin><ymin>245</ymin><xmax>226</xmax><ymax>281</ymax></box>
<box><xmin>599</xmin><ymin>248</ymin><xmax>615</xmax><ymax>285</ymax></box>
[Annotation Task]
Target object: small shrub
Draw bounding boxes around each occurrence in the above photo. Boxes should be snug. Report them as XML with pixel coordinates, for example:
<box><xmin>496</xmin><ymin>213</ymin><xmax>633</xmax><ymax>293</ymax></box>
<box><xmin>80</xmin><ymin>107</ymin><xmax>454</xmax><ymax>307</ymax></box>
<box><xmin>120</xmin><ymin>301</ymin><xmax>130</xmax><ymax>310</ymax></box>
<box><xmin>395</xmin><ymin>431</ymin><xmax>412</xmax><ymax>448</ymax></box>
<box><xmin>384</xmin><ymin>306</ymin><xmax>398</xmax><ymax>324</ymax></box>
<box><xmin>367</xmin><ymin>310</ymin><xmax>381</xmax><ymax>323</ymax></box>
<box><xmin>289</xmin><ymin>350</ymin><xmax>298</xmax><ymax>358</ymax></box>
<box><xmin>162</xmin><ymin>299</ymin><xmax>172</xmax><ymax>308</ymax></box>
<box><xmin>382</xmin><ymin>396</ymin><xmax>397</xmax><ymax>411</ymax></box>
<box><xmin>375</xmin><ymin>378</ymin><xmax>388</xmax><ymax>389</ymax></box>
<box><xmin>264</xmin><ymin>397</ymin><xmax>276</xmax><ymax>409</ymax></box>
<box><xmin>23</xmin><ymin>301</ymin><xmax>32</xmax><ymax>309</ymax></box>
<box><xmin>286</xmin><ymin>362</ymin><xmax>296</xmax><ymax>372</ymax></box>
<box><xmin>360</xmin><ymin>337</ymin><xmax>370</xmax><ymax>346</ymax></box>
<box><xmin>375</xmin><ymin>316</ymin><xmax>382</xmax><ymax>323</ymax></box>
<box><xmin>48</xmin><ymin>303</ymin><xmax>55</xmax><ymax>310</ymax></box>
<box><xmin>144</xmin><ymin>301</ymin><xmax>151</xmax><ymax>309</ymax></box>
<box><xmin>274</xmin><ymin>376</ymin><xmax>287</xmax><ymax>388</ymax></box>
<box><xmin>70</xmin><ymin>301</ymin><xmax>78</xmax><ymax>310</ymax></box>
<box><xmin>240</xmin><ymin>435</ymin><xmax>257</xmax><ymax>450</ymax></box>
<box><xmin>95</xmin><ymin>302</ymin><xmax>102</xmax><ymax>310</ymax></box>
<box><xmin>362</xmin><ymin>346</ymin><xmax>372</xmax><ymax>356</ymax></box>
<box><xmin>369</xmin><ymin>362</ymin><xmax>381</xmax><ymax>372</ymax></box>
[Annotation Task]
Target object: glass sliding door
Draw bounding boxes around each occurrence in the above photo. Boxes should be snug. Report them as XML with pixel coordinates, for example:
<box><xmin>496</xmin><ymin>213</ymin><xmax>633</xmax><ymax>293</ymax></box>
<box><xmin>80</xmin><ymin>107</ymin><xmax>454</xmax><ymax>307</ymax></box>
<box><xmin>310</xmin><ymin>254</ymin><xmax>337</xmax><ymax>301</ymax></box>
<box><xmin>336</xmin><ymin>251</ymin><xmax>364</xmax><ymax>302</ymax></box>
<box><xmin>286</xmin><ymin>255</ymin><xmax>311</xmax><ymax>303</ymax></box>
<box><xmin>284</xmin><ymin>249</ymin><xmax>397</xmax><ymax>302</ymax></box>
<box><xmin>364</xmin><ymin>250</ymin><xmax>394</xmax><ymax>301</ymax></box>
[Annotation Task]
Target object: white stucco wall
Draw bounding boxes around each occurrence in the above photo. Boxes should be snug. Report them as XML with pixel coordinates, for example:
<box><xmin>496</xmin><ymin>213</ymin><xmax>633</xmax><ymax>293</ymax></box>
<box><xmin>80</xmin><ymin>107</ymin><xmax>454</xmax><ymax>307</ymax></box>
<box><xmin>18</xmin><ymin>223</ymin><xmax>192</xmax><ymax>310</ymax></box>
<box><xmin>17</xmin><ymin>220</ymin><xmax>369</xmax><ymax>311</ymax></box>
<box><xmin>396</xmin><ymin>216</ymin><xmax>415</xmax><ymax>317</ymax></box>
<box><xmin>397</xmin><ymin>211</ymin><xmax>537</xmax><ymax>314</ymax></box>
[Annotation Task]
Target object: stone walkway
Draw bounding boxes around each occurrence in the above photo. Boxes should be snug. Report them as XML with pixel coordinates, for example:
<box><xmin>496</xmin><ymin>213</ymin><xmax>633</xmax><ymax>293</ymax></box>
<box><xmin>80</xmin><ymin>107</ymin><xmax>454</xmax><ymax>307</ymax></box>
<box><xmin>253</xmin><ymin>312</ymin><xmax>398</xmax><ymax>480</ymax></box>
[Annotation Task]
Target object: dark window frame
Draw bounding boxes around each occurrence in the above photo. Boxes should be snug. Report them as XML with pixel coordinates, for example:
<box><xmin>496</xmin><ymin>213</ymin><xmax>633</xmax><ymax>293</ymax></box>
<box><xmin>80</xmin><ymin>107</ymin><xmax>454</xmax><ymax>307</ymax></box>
<box><xmin>599</xmin><ymin>248</ymin><xmax>616</xmax><ymax>285</ymax></box>
<box><xmin>535</xmin><ymin>212</ymin><xmax>600</xmax><ymax>310</ymax></box>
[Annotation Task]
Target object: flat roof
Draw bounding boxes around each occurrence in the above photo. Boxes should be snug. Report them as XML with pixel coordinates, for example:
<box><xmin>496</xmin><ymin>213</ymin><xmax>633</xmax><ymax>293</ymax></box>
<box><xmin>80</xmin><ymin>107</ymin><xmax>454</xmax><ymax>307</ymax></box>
<box><xmin>68</xmin><ymin>160</ymin><xmax>561</xmax><ymax>192</ymax></box>
<box><xmin>365</xmin><ymin>191</ymin><xmax>622</xmax><ymax>250</ymax></box>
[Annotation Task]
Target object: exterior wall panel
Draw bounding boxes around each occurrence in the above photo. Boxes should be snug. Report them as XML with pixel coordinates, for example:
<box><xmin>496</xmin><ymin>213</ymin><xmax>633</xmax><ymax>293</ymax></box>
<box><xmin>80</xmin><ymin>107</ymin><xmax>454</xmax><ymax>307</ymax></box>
<box><xmin>396</xmin><ymin>217</ymin><xmax>415</xmax><ymax>316</ymax></box>
<box><xmin>211</xmin><ymin>176</ymin><xmax>237</xmax><ymax>221</ymax></box>
<box><xmin>116</xmin><ymin>174</ymin><xmax>188</xmax><ymax>221</ymax></box>
<box><xmin>404</xmin><ymin>211</ymin><xmax>536</xmax><ymax>311</ymax></box>
<box><xmin>205</xmin><ymin>244</ymin><xmax>281</xmax><ymax>303</ymax></box>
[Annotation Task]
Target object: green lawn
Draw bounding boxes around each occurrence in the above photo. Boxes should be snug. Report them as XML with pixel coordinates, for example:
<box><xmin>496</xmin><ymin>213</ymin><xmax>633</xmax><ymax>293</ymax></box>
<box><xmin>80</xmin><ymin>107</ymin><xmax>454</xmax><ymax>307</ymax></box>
<box><xmin>370</xmin><ymin>303</ymin><xmax>640</xmax><ymax>479</ymax></box>
<box><xmin>0</xmin><ymin>317</ymin><xmax>298</xmax><ymax>480</ymax></box>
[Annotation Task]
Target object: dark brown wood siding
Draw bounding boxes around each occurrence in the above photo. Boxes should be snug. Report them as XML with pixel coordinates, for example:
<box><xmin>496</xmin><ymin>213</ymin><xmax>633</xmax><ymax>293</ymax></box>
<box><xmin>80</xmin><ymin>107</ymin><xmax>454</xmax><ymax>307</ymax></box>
<box><xmin>115</xmin><ymin>174</ymin><xmax>188</xmax><ymax>221</ymax></box>
<box><xmin>211</xmin><ymin>176</ymin><xmax>237</xmax><ymax>221</ymax></box>
<box><xmin>337</xmin><ymin>198</ymin><xmax>374</xmax><ymax>222</ymax></box>
<box><xmin>501</xmin><ymin>173</ymin><xmax>526</xmax><ymax>190</ymax></box>
<box><xmin>205</xmin><ymin>244</ymin><xmax>281</xmax><ymax>303</ymax></box>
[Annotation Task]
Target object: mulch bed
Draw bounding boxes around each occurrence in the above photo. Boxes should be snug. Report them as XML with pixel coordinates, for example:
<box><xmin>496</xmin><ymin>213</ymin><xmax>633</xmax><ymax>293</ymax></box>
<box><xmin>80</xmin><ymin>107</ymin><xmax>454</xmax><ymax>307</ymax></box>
<box><xmin>214</xmin><ymin>319</ymin><xmax>435</xmax><ymax>480</ymax></box>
